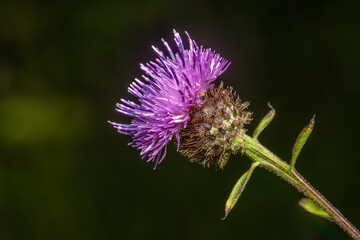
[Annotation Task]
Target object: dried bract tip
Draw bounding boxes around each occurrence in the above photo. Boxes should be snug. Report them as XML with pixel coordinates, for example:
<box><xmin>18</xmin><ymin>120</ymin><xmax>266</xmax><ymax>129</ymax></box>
<box><xmin>179</xmin><ymin>82</ymin><xmax>252</xmax><ymax>168</ymax></box>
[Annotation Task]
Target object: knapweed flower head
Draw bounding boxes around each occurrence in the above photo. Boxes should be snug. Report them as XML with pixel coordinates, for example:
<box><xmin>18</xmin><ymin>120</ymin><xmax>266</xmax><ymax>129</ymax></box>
<box><xmin>109</xmin><ymin>30</ymin><xmax>250</xmax><ymax>168</ymax></box>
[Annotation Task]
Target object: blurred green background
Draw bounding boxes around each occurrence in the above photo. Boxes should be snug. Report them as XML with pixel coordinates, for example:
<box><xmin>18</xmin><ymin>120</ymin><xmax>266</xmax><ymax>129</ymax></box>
<box><xmin>1</xmin><ymin>1</ymin><xmax>359</xmax><ymax>239</ymax></box>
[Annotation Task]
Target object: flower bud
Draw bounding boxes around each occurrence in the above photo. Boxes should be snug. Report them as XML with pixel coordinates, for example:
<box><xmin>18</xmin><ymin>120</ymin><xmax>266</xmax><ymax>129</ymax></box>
<box><xmin>179</xmin><ymin>82</ymin><xmax>252</xmax><ymax>168</ymax></box>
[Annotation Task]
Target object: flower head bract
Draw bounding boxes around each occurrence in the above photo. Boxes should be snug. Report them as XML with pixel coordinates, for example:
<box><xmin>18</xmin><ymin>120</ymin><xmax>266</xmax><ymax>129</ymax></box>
<box><xmin>109</xmin><ymin>30</ymin><xmax>230</xmax><ymax>168</ymax></box>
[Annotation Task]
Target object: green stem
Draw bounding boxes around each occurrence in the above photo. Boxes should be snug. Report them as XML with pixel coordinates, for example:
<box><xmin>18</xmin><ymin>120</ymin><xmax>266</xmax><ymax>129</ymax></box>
<box><xmin>233</xmin><ymin>133</ymin><xmax>360</xmax><ymax>240</ymax></box>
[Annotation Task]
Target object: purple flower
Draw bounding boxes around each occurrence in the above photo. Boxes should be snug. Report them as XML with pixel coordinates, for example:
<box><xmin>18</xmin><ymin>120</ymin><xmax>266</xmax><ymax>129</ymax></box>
<box><xmin>109</xmin><ymin>30</ymin><xmax>230</xmax><ymax>168</ymax></box>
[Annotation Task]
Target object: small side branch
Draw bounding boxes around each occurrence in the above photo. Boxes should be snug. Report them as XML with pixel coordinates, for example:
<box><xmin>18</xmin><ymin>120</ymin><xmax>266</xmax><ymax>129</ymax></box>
<box><xmin>234</xmin><ymin>133</ymin><xmax>360</xmax><ymax>240</ymax></box>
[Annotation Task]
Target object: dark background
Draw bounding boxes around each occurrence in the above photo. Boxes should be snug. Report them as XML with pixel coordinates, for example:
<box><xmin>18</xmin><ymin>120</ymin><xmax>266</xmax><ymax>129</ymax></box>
<box><xmin>1</xmin><ymin>1</ymin><xmax>359</xmax><ymax>239</ymax></box>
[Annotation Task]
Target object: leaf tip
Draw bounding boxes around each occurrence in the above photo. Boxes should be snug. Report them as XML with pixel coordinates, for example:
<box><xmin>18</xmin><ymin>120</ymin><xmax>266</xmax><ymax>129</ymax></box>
<box><xmin>309</xmin><ymin>115</ymin><xmax>315</xmax><ymax>129</ymax></box>
<box><xmin>222</xmin><ymin>206</ymin><xmax>231</xmax><ymax>220</ymax></box>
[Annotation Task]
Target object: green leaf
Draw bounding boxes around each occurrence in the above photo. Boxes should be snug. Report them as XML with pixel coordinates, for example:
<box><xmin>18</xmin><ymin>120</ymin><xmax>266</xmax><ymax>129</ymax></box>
<box><xmin>290</xmin><ymin>115</ymin><xmax>315</xmax><ymax>170</ymax></box>
<box><xmin>253</xmin><ymin>103</ymin><xmax>275</xmax><ymax>140</ymax></box>
<box><xmin>299</xmin><ymin>198</ymin><xmax>333</xmax><ymax>221</ymax></box>
<box><xmin>222</xmin><ymin>162</ymin><xmax>259</xmax><ymax>220</ymax></box>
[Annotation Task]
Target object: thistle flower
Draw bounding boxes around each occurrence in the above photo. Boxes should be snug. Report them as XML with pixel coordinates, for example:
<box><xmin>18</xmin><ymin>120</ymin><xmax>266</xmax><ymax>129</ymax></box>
<box><xmin>109</xmin><ymin>30</ymin><xmax>232</xmax><ymax>167</ymax></box>
<box><xmin>109</xmin><ymin>30</ymin><xmax>360</xmax><ymax>239</ymax></box>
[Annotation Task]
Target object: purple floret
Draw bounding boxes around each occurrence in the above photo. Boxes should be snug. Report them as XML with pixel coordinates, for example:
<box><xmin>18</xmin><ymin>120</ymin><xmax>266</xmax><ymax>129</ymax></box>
<box><xmin>109</xmin><ymin>30</ymin><xmax>230</xmax><ymax>168</ymax></box>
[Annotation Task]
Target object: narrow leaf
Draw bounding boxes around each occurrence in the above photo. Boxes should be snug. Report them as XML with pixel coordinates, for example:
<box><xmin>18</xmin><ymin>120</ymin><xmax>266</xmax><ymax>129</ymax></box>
<box><xmin>290</xmin><ymin>115</ymin><xmax>315</xmax><ymax>170</ymax></box>
<box><xmin>253</xmin><ymin>103</ymin><xmax>275</xmax><ymax>140</ymax></box>
<box><xmin>222</xmin><ymin>162</ymin><xmax>259</xmax><ymax>220</ymax></box>
<box><xmin>299</xmin><ymin>198</ymin><xmax>333</xmax><ymax>221</ymax></box>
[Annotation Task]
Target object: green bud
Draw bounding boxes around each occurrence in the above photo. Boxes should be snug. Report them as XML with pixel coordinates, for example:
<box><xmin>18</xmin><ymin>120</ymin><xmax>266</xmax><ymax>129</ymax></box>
<box><xmin>299</xmin><ymin>198</ymin><xmax>332</xmax><ymax>221</ymax></box>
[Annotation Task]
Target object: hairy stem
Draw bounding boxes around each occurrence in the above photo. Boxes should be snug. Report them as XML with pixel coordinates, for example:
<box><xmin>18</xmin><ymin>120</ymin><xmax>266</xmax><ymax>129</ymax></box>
<box><xmin>233</xmin><ymin>134</ymin><xmax>360</xmax><ymax>240</ymax></box>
